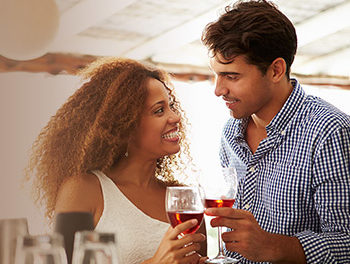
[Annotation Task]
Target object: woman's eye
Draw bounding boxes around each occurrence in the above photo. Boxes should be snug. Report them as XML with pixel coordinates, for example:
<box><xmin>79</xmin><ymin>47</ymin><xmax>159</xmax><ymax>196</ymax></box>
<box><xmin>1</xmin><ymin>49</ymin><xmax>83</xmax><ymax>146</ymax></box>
<box><xmin>169</xmin><ymin>102</ymin><xmax>176</xmax><ymax>110</ymax></box>
<box><xmin>154</xmin><ymin>107</ymin><xmax>164</xmax><ymax>114</ymax></box>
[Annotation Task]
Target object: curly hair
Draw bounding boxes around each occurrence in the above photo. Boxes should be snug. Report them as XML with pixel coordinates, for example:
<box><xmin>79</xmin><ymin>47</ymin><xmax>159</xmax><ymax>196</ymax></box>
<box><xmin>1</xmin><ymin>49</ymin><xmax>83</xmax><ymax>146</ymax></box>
<box><xmin>201</xmin><ymin>0</ymin><xmax>297</xmax><ymax>79</ymax></box>
<box><xmin>25</xmin><ymin>57</ymin><xmax>194</xmax><ymax>220</ymax></box>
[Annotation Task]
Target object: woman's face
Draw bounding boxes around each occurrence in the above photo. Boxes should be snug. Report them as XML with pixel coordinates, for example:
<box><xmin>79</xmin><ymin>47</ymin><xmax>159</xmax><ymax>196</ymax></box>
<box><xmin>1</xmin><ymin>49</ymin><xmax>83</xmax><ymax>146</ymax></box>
<box><xmin>128</xmin><ymin>78</ymin><xmax>181</xmax><ymax>159</ymax></box>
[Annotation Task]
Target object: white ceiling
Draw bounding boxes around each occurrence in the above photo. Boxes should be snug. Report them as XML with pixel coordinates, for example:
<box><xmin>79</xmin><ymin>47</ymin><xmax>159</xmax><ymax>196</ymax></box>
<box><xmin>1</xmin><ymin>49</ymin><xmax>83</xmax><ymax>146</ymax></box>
<box><xmin>46</xmin><ymin>0</ymin><xmax>350</xmax><ymax>78</ymax></box>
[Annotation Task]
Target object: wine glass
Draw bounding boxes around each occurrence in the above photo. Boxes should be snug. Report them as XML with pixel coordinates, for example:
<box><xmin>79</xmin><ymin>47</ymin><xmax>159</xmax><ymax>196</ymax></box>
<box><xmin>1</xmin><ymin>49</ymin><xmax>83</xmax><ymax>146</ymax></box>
<box><xmin>14</xmin><ymin>233</ymin><xmax>67</xmax><ymax>264</ymax></box>
<box><xmin>0</xmin><ymin>218</ymin><xmax>29</xmax><ymax>264</ymax></box>
<box><xmin>203</xmin><ymin>167</ymin><xmax>239</xmax><ymax>264</ymax></box>
<box><xmin>72</xmin><ymin>231</ymin><xmax>118</xmax><ymax>264</ymax></box>
<box><xmin>165</xmin><ymin>186</ymin><xmax>204</xmax><ymax>236</ymax></box>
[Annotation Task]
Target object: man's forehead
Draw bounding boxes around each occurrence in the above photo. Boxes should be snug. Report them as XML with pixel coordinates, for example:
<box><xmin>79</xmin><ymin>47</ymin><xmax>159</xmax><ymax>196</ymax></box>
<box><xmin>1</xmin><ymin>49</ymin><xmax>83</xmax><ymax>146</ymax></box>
<box><xmin>209</xmin><ymin>55</ymin><xmax>234</xmax><ymax>71</ymax></box>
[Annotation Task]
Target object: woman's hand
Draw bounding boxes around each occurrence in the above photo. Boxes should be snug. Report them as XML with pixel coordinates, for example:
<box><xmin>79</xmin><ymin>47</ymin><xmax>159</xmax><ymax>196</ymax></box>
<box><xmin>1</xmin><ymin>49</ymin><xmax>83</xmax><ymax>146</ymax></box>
<box><xmin>143</xmin><ymin>219</ymin><xmax>206</xmax><ymax>264</ymax></box>
<box><xmin>198</xmin><ymin>256</ymin><xmax>209</xmax><ymax>263</ymax></box>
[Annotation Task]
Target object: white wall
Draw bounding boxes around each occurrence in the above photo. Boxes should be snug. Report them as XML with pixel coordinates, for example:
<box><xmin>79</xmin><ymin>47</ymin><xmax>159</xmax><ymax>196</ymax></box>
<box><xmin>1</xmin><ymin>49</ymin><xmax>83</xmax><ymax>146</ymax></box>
<box><xmin>0</xmin><ymin>72</ymin><xmax>81</xmax><ymax>234</ymax></box>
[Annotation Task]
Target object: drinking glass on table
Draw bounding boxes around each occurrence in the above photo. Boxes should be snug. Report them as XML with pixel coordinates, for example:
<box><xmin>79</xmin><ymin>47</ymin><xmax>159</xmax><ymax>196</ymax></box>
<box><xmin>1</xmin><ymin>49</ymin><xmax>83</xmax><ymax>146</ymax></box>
<box><xmin>165</xmin><ymin>186</ymin><xmax>204</xmax><ymax>236</ymax></box>
<box><xmin>203</xmin><ymin>167</ymin><xmax>239</xmax><ymax>264</ymax></box>
<box><xmin>72</xmin><ymin>231</ymin><xmax>118</xmax><ymax>264</ymax></box>
<box><xmin>14</xmin><ymin>233</ymin><xmax>67</xmax><ymax>264</ymax></box>
<box><xmin>0</xmin><ymin>218</ymin><xmax>29</xmax><ymax>264</ymax></box>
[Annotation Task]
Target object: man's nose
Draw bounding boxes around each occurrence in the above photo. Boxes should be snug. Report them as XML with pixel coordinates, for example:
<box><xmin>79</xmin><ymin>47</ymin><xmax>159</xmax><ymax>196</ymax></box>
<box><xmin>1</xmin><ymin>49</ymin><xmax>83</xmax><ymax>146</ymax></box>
<box><xmin>214</xmin><ymin>77</ymin><xmax>226</xmax><ymax>97</ymax></box>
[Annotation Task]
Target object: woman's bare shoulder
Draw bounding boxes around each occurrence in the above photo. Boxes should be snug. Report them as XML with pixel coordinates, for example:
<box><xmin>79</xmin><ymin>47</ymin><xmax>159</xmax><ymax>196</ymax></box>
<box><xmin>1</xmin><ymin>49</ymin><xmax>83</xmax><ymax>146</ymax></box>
<box><xmin>55</xmin><ymin>173</ymin><xmax>101</xmax><ymax>213</ymax></box>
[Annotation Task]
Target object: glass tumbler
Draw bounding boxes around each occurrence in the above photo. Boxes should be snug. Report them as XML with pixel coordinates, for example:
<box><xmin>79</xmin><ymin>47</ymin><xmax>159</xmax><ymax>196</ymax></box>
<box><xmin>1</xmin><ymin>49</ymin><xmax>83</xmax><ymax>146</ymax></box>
<box><xmin>72</xmin><ymin>231</ymin><xmax>118</xmax><ymax>264</ymax></box>
<box><xmin>15</xmin><ymin>233</ymin><xmax>67</xmax><ymax>264</ymax></box>
<box><xmin>0</xmin><ymin>218</ymin><xmax>29</xmax><ymax>264</ymax></box>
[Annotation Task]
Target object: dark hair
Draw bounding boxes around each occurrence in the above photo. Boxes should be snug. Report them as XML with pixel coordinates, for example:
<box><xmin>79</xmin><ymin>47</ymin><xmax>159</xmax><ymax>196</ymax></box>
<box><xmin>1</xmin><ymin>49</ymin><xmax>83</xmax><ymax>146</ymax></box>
<box><xmin>201</xmin><ymin>0</ymin><xmax>297</xmax><ymax>78</ymax></box>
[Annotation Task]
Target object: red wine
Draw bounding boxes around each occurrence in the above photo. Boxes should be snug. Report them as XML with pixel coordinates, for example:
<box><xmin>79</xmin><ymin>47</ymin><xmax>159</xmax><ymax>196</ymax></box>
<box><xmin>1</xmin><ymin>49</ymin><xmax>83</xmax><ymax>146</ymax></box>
<box><xmin>167</xmin><ymin>211</ymin><xmax>204</xmax><ymax>234</ymax></box>
<box><xmin>205</xmin><ymin>198</ymin><xmax>235</xmax><ymax>208</ymax></box>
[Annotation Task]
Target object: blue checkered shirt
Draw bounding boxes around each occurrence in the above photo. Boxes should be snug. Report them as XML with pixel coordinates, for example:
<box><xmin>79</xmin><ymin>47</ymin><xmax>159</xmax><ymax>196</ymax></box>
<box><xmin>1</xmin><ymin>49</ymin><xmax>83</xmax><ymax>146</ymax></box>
<box><xmin>221</xmin><ymin>79</ymin><xmax>350</xmax><ymax>263</ymax></box>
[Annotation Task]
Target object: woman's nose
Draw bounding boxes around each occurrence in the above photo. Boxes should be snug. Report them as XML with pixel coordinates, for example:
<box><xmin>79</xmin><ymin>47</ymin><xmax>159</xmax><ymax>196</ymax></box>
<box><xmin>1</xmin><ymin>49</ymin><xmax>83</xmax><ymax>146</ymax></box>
<box><xmin>169</xmin><ymin>109</ymin><xmax>181</xmax><ymax>123</ymax></box>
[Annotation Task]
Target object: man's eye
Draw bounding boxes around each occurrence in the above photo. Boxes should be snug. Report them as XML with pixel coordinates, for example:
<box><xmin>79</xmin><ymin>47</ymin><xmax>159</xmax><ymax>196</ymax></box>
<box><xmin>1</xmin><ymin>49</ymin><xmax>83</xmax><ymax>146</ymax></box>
<box><xmin>226</xmin><ymin>75</ymin><xmax>238</xmax><ymax>80</ymax></box>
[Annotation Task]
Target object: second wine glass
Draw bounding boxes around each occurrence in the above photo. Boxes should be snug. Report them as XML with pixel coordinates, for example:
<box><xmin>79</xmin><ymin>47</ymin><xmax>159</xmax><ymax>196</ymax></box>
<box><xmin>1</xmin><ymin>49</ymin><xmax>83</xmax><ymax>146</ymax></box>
<box><xmin>203</xmin><ymin>167</ymin><xmax>239</xmax><ymax>264</ymax></box>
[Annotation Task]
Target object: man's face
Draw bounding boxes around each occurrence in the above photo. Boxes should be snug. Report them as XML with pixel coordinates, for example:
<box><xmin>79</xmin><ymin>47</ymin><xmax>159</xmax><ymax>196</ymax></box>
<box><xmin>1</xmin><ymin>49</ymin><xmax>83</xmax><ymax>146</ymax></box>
<box><xmin>210</xmin><ymin>54</ymin><xmax>274</xmax><ymax>119</ymax></box>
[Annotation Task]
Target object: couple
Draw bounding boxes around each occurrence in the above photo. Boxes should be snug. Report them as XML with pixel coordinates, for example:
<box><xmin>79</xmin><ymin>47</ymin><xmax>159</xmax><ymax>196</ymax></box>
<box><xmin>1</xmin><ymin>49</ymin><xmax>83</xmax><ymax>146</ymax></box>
<box><xmin>26</xmin><ymin>1</ymin><xmax>350</xmax><ymax>263</ymax></box>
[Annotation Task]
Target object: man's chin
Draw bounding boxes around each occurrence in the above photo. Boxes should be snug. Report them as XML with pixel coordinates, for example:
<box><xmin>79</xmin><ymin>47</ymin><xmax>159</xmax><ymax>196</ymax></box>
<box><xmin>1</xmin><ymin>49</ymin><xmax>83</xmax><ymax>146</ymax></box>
<box><xmin>230</xmin><ymin>110</ymin><xmax>242</xmax><ymax>119</ymax></box>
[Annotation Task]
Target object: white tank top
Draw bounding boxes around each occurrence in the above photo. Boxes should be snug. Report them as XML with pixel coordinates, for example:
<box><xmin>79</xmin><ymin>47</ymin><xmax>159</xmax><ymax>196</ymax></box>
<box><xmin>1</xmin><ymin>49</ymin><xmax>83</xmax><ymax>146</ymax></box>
<box><xmin>91</xmin><ymin>170</ymin><xmax>170</xmax><ymax>264</ymax></box>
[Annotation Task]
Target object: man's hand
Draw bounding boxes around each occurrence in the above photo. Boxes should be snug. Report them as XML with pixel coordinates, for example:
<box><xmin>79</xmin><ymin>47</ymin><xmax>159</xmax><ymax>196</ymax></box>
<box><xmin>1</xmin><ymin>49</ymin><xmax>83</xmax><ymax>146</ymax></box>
<box><xmin>205</xmin><ymin>208</ymin><xmax>306</xmax><ymax>263</ymax></box>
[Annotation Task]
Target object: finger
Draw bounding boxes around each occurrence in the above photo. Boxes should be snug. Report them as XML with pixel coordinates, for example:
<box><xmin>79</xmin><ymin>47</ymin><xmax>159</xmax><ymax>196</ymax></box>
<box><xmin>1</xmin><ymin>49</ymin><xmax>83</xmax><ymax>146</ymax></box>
<box><xmin>178</xmin><ymin>242</ymin><xmax>201</xmax><ymax>256</ymax></box>
<box><xmin>164</xmin><ymin>226</ymin><xmax>175</xmax><ymax>235</ymax></box>
<box><xmin>169</xmin><ymin>219</ymin><xmax>199</xmax><ymax>239</ymax></box>
<box><xmin>221</xmin><ymin>229</ymin><xmax>239</xmax><ymax>243</ymax></box>
<box><xmin>199</xmin><ymin>256</ymin><xmax>209</xmax><ymax>264</ymax></box>
<box><xmin>205</xmin><ymin>207</ymin><xmax>249</xmax><ymax>218</ymax></box>
<box><xmin>176</xmin><ymin>233</ymin><xmax>206</xmax><ymax>247</ymax></box>
<box><xmin>179</xmin><ymin>252</ymin><xmax>201</xmax><ymax>264</ymax></box>
<box><xmin>210</xmin><ymin>216</ymin><xmax>243</xmax><ymax>229</ymax></box>
<box><xmin>223</xmin><ymin>239</ymin><xmax>240</xmax><ymax>254</ymax></box>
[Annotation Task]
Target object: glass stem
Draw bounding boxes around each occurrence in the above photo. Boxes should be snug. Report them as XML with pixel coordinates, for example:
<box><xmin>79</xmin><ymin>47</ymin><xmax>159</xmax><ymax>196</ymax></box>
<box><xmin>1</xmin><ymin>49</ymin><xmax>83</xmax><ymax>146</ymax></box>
<box><xmin>217</xmin><ymin>226</ymin><xmax>225</xmax><ymax>257</ymax></box>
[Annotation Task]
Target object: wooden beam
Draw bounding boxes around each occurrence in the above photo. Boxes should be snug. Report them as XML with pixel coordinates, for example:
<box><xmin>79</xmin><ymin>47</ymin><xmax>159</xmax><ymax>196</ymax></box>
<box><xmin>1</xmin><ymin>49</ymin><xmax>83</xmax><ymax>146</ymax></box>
<box><xmin>0</xmin><ymin>53</ymin><xmax>349</xmax><ymax>90</ymax></box>
<box><xmin>292</xmin><ymin>73</ymin><xmax>350</xmax><ymax>90</ymax></box>
<box><xmin>0</xmin><ymin>53</ymin><xmax>97</xmax><ymax>75</ymax></box>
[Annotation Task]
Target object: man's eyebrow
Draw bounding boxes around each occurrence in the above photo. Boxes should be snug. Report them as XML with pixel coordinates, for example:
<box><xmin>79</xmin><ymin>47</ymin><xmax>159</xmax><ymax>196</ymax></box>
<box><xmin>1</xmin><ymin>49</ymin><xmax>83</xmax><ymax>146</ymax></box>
<box><xmin>218</xmin><ymin>72</ymin><xmax>240</xmax><ymax>76</ymax></box>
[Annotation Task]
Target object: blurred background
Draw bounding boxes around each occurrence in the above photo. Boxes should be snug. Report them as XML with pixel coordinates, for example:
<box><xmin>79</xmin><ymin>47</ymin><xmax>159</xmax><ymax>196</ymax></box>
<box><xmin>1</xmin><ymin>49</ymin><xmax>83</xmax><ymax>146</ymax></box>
<box><xmin>1</xmin><ymin>0</ymin><xmax>349</xmax><ymax>257</ymax></box>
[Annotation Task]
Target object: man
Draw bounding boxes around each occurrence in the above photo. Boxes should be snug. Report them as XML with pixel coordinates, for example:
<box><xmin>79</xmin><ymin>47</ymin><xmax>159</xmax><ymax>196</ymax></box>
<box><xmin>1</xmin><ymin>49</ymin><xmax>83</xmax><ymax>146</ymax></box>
<box><xmin>201</xmin><ymin>0</ymin><xmax>350</xmax><ymax>263</ymax></box>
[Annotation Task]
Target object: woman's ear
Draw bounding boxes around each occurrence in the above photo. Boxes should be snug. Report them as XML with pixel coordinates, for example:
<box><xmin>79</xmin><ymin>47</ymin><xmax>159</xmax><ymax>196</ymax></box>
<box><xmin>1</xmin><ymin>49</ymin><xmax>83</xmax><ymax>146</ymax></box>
<box><xmin>269</xmin><ymin>57</ymin><xmax>287</xmax><ymax>83</ymax></box>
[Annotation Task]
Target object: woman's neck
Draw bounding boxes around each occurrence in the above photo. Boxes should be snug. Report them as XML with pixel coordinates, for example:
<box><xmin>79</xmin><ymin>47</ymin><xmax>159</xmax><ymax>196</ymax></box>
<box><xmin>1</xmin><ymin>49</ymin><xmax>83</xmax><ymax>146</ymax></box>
<box><xmin>108</xmin><ymin>156</ymin><xmax>158</xmax><ymax>188</ymax></box>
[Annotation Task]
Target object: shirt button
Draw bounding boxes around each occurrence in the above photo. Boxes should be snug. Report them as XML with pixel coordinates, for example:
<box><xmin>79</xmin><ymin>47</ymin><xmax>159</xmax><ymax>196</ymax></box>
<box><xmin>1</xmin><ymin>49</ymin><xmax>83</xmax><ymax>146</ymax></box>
<box><xmin>244</xmin><ymin>204</ymin><xmax>250</xmax><ymax>210</ymax></box>
<box><xmin>249</xmin><ymin>166</ymin><xmax>256</xmax><ymax>173</ymax></box>
<box><xmin>281</xmin><ymin>130</ymin><xmax>286</xmax><ymax>135</ymax></box>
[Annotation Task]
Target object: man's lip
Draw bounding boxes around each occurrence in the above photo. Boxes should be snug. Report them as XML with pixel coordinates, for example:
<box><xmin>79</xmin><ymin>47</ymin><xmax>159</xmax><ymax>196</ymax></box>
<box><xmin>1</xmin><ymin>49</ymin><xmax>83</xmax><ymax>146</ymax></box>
<box><xmin>224</xmin><ymin>99</ymin><xmax>239</xmax><ymax>109</ymax></box>
<box><xmin>223</xmin><ymin>96</ymin><xmax>238</xmax><ymax>103</ymax></box>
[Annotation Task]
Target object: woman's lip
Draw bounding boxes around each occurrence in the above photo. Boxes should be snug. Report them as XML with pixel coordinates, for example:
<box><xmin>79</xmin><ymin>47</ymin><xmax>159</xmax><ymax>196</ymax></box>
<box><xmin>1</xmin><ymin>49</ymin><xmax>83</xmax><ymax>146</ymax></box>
<box><xmin>162</xmin><ymin>127</ymin><xmax>179</xmax><ymax>141</ymax></box>
<box><xmin>163</xmin><ymin>137</ymin><xmax>179</xmax><ymax>142</ymax></box>
<box><xmin>163</xmin><ymin>127</ymin><xmax>178</xmax><ymax>134</ymax></box>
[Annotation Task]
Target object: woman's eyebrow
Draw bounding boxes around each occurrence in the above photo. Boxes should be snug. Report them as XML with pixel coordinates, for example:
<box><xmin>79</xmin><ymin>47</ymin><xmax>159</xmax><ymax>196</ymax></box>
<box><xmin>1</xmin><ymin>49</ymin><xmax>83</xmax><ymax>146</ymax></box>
<box><xmin>149</xmin><ymin>100</ymin><xmax>165</xmax><ymax>110</ymax></box>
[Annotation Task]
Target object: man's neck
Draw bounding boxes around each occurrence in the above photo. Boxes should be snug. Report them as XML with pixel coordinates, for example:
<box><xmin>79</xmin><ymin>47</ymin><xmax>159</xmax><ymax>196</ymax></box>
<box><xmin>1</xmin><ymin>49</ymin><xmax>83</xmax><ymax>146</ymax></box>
<box><xmin>252</xmin><ymin>79</ymin><xmax>293</xmax><ymax>128</ymax></box>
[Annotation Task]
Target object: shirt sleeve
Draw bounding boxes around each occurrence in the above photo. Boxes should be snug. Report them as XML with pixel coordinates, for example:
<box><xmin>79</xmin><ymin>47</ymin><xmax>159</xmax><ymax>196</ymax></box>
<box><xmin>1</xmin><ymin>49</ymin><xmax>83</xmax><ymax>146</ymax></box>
<box><xmin>295</xmin><ymin>127</ymin><xmax>350</xmax><ymax>263</ymax></box>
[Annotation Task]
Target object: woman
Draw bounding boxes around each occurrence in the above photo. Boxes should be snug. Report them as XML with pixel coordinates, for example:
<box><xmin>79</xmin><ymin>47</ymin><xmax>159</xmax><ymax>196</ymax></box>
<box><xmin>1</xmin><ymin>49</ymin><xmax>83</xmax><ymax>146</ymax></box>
<box><xmin>26</xmin><ymin>58</ymin><xmax>206</xmax><ymax>263</ymax></box>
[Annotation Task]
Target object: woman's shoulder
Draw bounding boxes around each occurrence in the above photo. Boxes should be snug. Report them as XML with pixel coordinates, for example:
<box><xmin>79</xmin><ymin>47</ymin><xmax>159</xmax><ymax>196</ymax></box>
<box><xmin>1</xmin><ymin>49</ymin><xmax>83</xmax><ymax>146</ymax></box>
<box><xmin>61</xmin><ymin>173</ymin><xmax>100</xmax><ymax>193</ymax></box>
<box><xmin>55</xmin><ymin>173</ymin><xmax>102</xmax><ymax>213</ymax></box>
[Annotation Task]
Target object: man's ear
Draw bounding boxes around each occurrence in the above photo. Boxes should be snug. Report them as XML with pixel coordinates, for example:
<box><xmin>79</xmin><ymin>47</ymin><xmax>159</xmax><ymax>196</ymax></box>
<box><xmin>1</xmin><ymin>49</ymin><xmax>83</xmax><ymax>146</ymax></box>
<box><xmin>268</xmin><ymin>57</ymin><xmax>287</xmax><ymax>83</ymax></box>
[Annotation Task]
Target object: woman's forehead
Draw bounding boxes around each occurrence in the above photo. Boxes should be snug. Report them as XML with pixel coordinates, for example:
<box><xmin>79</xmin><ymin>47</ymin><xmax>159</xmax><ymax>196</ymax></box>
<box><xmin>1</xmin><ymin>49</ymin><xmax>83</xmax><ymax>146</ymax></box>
<box><xmin>145</xmin><ymin>78</ymin><xmax>169</xmax><ymax>103</ymax></box>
